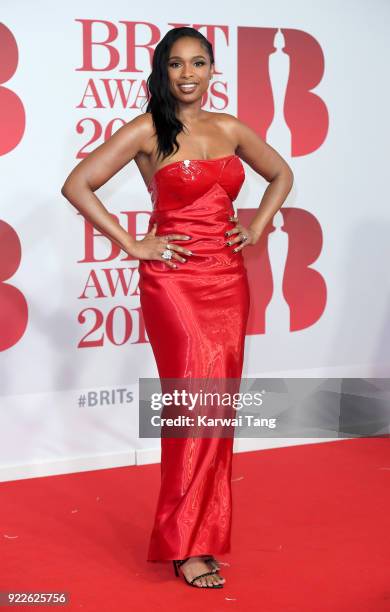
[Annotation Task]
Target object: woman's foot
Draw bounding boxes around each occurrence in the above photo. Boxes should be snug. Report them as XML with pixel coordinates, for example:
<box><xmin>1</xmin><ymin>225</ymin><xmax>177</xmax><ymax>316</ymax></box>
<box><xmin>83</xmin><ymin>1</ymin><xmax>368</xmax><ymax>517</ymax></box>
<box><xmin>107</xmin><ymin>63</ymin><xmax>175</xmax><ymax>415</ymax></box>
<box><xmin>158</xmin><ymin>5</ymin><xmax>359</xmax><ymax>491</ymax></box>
<box><xmin>199</xmin><ymin>554</ymin><xmax>220</xmax><ymax>573</ymax></box>
<box><xmin>178</xmin><ymin>556</ymin><xmax>225</xmax><ymax>587</ymax></box>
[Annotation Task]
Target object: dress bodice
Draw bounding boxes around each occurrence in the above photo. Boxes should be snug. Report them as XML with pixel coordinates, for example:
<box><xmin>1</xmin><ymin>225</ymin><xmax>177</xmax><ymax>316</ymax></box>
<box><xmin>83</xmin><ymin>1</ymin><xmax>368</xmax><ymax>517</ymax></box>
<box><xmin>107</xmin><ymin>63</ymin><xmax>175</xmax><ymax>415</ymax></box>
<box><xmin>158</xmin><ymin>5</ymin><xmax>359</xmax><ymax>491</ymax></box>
<box><xmin>147</xmin><ymin>154</ymin><xmax>245</xmax><ymax>210</ymax></box>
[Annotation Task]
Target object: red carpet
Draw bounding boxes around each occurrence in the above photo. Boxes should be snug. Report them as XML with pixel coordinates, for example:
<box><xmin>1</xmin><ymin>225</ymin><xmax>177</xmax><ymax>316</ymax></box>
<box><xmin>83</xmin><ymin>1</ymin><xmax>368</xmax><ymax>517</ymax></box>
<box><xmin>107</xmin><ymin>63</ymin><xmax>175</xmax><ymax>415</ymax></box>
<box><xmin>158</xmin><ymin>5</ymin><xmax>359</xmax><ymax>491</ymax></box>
<box><xmin>1</xmin><ymin>438</ymin><xmax>389</xmax><ymax>611</ymax></box>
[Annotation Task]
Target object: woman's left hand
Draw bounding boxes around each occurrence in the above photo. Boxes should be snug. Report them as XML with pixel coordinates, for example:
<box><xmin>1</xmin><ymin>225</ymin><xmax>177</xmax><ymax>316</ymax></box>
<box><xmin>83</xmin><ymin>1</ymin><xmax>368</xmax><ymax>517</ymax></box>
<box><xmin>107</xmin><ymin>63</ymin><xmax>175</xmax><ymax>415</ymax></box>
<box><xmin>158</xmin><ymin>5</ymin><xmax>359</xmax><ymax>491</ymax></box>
<box><xmin>225</xmin><ymin>215</ymin><xmax>260</xmax><ymax>253</ymax></box>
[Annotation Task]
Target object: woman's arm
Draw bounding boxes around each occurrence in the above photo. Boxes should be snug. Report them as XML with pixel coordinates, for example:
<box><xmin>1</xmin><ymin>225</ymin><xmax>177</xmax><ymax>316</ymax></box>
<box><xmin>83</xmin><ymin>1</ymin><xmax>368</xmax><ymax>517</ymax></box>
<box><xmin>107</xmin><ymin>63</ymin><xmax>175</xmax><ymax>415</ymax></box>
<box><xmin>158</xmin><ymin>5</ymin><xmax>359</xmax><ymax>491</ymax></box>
<box><xmin>61</xmin><ymin>114</ymin><xmax>153</xmax><ymax>257</ymax></box>
<box><xmin>226</xmin><ymin>114</ymin><xmax>294</xmax><ymax>240</ymax></box>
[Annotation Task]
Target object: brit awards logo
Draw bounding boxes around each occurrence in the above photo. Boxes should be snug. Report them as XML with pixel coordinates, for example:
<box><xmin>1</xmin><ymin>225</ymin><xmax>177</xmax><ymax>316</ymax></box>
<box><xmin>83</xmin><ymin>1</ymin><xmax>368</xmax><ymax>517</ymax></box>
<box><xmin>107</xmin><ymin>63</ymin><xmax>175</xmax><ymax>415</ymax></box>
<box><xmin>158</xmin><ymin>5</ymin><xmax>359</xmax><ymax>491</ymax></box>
<box><xmin>237</xmin><ymin>26</ymin><xmax>328</xmax><ymax>333</ymax></box>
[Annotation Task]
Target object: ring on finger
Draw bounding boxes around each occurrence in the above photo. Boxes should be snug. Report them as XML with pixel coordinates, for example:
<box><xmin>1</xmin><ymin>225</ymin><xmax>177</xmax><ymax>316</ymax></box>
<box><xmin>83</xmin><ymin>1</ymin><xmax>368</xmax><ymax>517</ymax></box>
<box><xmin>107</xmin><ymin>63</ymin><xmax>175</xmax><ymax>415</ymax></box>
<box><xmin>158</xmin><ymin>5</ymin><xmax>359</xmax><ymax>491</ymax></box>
<box><xmin>162</xmin><ymin>248</ymin><xmax>173</xmax><ymax>260</ymax></box>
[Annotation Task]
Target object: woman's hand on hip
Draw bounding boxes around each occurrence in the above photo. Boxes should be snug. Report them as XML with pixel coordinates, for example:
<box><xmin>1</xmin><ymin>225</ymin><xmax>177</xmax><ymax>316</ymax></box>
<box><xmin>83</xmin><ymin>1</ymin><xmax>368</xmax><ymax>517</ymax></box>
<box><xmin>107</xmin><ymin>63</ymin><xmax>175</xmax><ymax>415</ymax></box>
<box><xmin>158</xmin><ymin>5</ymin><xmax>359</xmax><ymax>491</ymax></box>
<box><xmin>225</xmin><ymin>215</ymin><xmax>260</xmax><ymax>253</ymax></box>
<box><xmin>131</xmin><ymin>222</ymin><xmax>193</xmax><ymax>269</ymax></box>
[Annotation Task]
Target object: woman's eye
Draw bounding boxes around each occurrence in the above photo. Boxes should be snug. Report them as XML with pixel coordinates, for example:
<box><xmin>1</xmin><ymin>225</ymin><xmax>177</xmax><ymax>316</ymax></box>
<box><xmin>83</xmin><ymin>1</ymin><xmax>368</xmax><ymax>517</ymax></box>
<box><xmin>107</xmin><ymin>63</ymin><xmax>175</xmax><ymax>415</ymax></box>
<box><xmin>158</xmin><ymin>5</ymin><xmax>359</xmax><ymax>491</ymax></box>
<box><xmin>168</xmin><ymin>61</ymin><xmax>206</xmax><ymax>68</ymax></box>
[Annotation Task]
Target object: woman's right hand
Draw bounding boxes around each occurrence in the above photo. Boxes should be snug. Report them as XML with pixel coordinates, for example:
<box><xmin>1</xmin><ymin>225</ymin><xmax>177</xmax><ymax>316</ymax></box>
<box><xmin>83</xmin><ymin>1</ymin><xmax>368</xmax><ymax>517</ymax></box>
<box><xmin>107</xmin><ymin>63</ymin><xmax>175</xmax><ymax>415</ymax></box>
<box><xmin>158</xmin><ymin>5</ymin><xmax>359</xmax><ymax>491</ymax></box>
<box><xmin>131</xmin><ymin>222</ymin><xmax>193</xmax><ymax>269</ymax></box>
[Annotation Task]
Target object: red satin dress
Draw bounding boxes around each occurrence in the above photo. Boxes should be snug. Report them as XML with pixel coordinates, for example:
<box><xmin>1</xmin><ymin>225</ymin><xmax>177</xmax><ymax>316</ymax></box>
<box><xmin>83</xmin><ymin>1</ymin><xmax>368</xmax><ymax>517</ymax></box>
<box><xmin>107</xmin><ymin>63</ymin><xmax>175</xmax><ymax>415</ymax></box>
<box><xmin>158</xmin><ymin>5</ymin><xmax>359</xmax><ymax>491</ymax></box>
<box><xmin>138</xmin><ymin>154</ymin><xmax>250</xmax><ymax>561</ymax></box>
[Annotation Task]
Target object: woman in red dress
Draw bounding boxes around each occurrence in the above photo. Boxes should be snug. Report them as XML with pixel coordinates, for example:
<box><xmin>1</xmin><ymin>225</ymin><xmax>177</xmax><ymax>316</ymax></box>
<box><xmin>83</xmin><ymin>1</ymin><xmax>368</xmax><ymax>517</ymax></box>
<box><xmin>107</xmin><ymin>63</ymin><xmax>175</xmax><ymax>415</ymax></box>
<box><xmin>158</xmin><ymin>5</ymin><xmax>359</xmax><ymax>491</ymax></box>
<box><xmin>61</xmin><ymin>27</ymin><xmax>293</xmax><ymax>589</ymax></box>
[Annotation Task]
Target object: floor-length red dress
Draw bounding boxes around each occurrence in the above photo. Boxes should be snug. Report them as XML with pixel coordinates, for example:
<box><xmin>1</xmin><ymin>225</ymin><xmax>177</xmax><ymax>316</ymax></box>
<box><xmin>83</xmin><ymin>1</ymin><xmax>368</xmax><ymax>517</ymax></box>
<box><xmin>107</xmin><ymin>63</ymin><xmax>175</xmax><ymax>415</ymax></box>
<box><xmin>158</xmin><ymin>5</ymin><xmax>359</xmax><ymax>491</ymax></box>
<box><xmin>138</xmin><ymin>154</ymin><xmax>250</xmax><ymax>561</ymax></box>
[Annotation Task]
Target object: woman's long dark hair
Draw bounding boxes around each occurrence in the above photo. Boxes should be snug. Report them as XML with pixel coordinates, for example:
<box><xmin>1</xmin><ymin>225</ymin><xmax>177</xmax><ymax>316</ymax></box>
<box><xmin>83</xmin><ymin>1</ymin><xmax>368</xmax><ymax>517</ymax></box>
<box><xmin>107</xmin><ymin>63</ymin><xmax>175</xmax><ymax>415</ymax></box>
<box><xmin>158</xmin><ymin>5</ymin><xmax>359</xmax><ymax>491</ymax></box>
<box><xmin>145</xmin><ymin>27</ymin><xmax>214</xmax><ymax>161</ymax></box>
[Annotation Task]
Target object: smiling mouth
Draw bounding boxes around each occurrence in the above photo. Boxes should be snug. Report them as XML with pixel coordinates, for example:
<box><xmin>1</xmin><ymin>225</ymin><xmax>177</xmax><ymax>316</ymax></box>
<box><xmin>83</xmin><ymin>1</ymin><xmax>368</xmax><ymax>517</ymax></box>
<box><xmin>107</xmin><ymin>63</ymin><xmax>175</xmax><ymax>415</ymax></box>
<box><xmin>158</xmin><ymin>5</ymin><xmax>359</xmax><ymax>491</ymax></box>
<box><xmin>178</xmin><ymin>83</ymin><xmax>198</xmax><ymax>92</ymax></box>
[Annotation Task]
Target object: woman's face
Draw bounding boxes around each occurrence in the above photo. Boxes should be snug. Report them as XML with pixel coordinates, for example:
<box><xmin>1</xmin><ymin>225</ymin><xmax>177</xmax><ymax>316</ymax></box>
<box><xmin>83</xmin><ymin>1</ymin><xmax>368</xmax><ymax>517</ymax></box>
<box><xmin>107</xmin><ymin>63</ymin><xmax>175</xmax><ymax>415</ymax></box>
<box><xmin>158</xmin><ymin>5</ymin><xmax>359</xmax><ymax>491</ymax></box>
<box><xmin>167</xmin><ymin>37</ymin><xmax>214</xmax><ymax>102</ymax></box>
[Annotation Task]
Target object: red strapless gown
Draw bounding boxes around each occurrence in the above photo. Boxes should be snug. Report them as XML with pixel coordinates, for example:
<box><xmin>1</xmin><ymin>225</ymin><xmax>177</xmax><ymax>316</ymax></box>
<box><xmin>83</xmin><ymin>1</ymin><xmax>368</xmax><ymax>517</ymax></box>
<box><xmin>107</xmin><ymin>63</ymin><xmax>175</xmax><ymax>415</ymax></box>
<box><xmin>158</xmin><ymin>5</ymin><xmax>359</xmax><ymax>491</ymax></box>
<box><xmin>139</xmin><ymin>154</ymin><xmax>250</xmax><ymax>561</ymax></box>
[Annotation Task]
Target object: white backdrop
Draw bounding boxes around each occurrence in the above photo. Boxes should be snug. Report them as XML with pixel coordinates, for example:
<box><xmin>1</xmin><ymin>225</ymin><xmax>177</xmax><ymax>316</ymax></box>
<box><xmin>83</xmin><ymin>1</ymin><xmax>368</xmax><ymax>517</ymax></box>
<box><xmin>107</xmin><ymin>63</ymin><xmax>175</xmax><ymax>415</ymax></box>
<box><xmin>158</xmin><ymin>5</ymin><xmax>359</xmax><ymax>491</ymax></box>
<box><xmin>1</xmin><ymin>0</ymin><xmax>389</xmax><ymax>481</ymax></box>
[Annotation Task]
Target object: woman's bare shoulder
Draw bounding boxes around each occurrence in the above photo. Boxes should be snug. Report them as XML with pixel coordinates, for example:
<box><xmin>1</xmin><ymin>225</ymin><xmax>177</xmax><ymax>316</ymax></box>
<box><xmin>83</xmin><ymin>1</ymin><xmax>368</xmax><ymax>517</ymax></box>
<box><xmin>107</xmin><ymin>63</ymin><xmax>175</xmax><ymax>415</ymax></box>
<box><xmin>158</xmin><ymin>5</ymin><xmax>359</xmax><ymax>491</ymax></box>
<box><xmin>206</xmin><ymin>111</ymin><xmax>239</xmax><ymax>126</ymax></box>
<box><xmin>123</xmin><ymin>112</ymin><xmax>155</xmax><ymax>152</ymax></box>
<box><xmin>204</xmin><ymin>111</ymin><xmax>242</xmax><ymax>146</ymax></box>
<box><xmin>128</xmin><ymin>111</ymin><xmax>154</xmax><ymax>129</ymax></box>
<box><xmin>61</xmin><ymin>112</ymin><xmax>156</xmax><ymax>193</ymax></box>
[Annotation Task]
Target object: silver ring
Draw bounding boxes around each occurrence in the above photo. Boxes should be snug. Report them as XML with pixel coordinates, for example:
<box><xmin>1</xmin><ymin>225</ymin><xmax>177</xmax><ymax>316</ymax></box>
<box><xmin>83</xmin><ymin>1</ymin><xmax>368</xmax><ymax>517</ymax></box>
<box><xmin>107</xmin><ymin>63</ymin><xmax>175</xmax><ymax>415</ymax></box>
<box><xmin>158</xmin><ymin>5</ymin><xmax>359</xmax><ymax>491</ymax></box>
<box><xmin>162</xmin><ymin>248</ymin><xmax>173</xmax><ymax>260</ymax></box>
<box><xmin>240</xmin><ymin>234</ymin><xmax>248</xmax><ymax>242</ymax></box>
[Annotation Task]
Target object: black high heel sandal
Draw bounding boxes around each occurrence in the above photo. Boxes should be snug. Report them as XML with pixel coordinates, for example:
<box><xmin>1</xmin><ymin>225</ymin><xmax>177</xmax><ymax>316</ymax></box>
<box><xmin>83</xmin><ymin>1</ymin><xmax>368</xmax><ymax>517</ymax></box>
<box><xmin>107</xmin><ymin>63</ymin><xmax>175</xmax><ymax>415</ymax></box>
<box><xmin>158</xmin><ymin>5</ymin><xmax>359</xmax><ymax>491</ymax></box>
<box><xmin>173</xmin><ymin>558</ymin><xmax>224</xmax><ymax>588</ymax></box>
